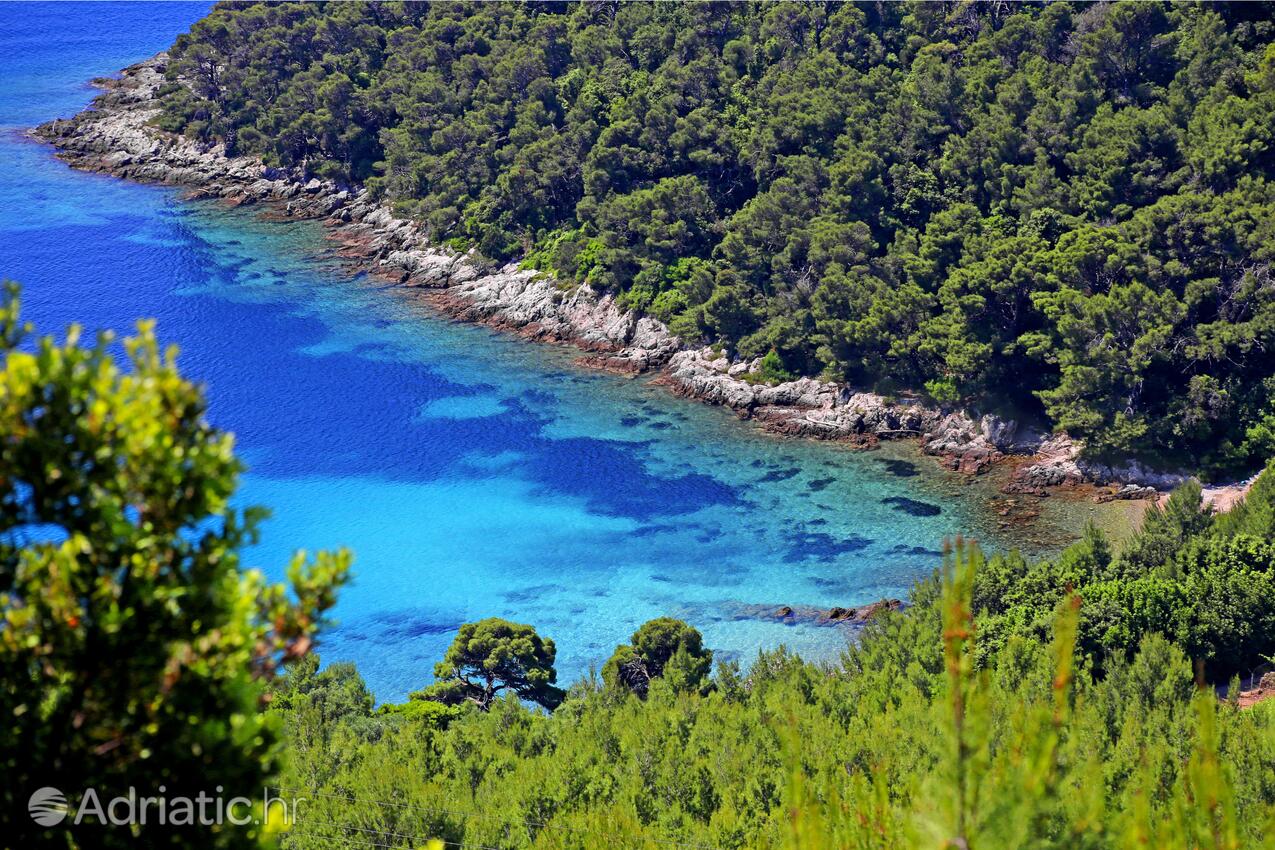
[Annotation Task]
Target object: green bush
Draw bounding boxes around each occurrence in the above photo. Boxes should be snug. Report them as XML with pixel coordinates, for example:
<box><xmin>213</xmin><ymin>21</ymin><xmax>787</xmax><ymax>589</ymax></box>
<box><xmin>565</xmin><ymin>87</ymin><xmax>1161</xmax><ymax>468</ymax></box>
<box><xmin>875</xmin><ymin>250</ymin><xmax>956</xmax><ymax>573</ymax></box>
<box><xmin>602</xmin><ymin>617</ymin><xmax>713</xmax><ymax>698</ymax></box>
<box><xmin>0</xmin><ymin>284</ymin><xmax>348</xmax><ymax>849</ymax></box>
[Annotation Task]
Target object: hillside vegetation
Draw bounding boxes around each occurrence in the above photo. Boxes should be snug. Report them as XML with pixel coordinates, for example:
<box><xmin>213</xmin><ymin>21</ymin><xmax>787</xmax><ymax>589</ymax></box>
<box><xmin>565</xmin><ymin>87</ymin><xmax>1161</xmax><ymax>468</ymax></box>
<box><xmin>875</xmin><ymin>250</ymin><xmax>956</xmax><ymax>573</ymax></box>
<box><xmin>275</xmin><ymin>504</ymin><xmax>1275</xmax><ymax>850</ymax></box>
<box><xmin>159</xmin><ymin>1</ymin><xmax>1275</xmax><ymax>474</ymax></box>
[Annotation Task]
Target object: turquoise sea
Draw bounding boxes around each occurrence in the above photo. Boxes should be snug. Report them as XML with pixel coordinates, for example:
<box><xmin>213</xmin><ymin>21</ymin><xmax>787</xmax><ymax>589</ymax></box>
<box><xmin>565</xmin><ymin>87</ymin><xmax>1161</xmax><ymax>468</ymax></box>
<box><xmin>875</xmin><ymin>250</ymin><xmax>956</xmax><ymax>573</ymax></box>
<box><xmin>0</xmin><ymin>2</ymin><xmax>1137</xmax><ymax>701</ymax></box>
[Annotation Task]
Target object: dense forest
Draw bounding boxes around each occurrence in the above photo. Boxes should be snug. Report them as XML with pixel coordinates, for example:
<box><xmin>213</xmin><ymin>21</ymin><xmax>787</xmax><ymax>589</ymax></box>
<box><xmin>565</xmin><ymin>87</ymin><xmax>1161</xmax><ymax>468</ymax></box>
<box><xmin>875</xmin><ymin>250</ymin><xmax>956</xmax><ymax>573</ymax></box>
<box><xmin>3</xmin><ymin>274</ymin><xmax>1275</xmax><ymax>850</ymax></box>
<box><xmin>157</xmin><ymin>1</ymin><xmax>1275</xmax><ymax>475</ymax></box>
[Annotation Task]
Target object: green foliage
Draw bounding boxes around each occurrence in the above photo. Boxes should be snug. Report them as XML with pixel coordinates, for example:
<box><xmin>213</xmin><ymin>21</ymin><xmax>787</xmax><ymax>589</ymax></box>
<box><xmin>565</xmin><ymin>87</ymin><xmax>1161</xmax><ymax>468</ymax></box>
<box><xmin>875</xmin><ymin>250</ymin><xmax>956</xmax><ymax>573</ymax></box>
<box><xmin>978</xmin><ymin>462</ymin><xmax>1275</xmax><ymax>680</ymax></box>
<box><xmin>0</xmin><ymin>283</ymin><xmax>349</xmax><ymax>849</ymax></box>
<box><xmin>602</xmin><ymin>617</ymin><xmax>713</xmax><ymax>698</ymax></box>
<box><xmin>1120</xmin><ymin>480</ymin><xmax>1214</xmax><ymax>574</ymax></box>
<box><xmin>271</xmin><ymin>655</ymin><xmax>373</xmax><ymax>724</ymax></box>
<box><xmin>421</xmin><ymin>617</ymin><xmax>564</xmax><ymax>712</ymax></box>
<box><xmin>158</xmin><ymin>1</ymin><xmax>1275</xmax><ymax>473</ymax></box>
<box><xmin>272</xmin><ymin>537</ymin><xmax>1275</xmax><ymax>850</ymax></box>
<box><xmin>376</xmin><ymin>696</ymin><xmax>458</xmax><ymax>730</ymax></box>
<box><xmin>755</xmin><ymin>349</ymin><xmax>794</xmax><ymax>385</ymax></box>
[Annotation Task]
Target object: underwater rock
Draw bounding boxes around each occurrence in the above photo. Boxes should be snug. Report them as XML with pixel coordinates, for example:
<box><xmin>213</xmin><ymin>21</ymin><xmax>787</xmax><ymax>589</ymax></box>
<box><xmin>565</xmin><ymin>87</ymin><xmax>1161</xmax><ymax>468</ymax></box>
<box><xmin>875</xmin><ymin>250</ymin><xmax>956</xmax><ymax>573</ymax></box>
<box><xmin>728</xmin><ymin>599</ymin><xmax>904</xmax><ymax>627</ymax></box>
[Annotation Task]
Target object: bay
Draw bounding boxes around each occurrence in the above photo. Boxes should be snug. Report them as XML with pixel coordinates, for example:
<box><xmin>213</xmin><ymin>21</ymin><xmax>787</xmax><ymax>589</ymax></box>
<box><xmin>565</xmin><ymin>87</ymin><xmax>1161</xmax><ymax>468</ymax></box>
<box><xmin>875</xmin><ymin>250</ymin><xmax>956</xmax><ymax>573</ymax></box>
<box><xmin>0</xmin><ymin>2</ymin><xmax>1140</xmax><ymax>700</ymax></box>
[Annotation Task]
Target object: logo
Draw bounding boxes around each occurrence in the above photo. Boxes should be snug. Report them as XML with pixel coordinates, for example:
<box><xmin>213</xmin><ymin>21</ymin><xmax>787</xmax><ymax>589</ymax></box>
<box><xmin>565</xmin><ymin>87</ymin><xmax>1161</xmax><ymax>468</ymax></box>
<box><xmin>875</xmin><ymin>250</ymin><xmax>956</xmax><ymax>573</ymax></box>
<box><xmin>25</xmin><ymin>785</ymin><xmax>303</xmax><ymax>829</ymax></box>
<box><xmin>29</xmin><ymin>787</ymin><xmax>68</xmax><ymax>826</ymax></box>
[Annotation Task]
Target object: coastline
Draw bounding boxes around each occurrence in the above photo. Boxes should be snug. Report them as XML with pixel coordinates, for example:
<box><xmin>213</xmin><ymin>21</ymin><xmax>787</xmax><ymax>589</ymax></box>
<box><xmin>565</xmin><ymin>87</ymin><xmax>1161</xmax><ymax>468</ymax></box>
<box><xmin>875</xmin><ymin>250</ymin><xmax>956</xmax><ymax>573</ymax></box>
<box><xmin>31</xmin><ymin>54</ymin><xmax>1252</xmax><ymax>509</ymax></box>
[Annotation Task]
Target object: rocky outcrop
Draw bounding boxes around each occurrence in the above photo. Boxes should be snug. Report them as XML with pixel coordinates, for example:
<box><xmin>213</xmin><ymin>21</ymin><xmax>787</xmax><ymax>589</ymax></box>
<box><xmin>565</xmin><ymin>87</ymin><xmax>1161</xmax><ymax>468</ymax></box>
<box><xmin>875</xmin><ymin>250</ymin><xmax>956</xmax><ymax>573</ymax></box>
<box><xmin>1005</xmin><ymin>435</ymin><xmax>1088</xmax><ymax>493</ymax></box>
<box><xmin>730</xmin><ymin>599</ymin><xmax>904</xmax><ymax>627</ymax></box>
<box><xmin>1006</xmin><ymin>435</ymin><xmax>1262</xmax><ymax>508</ymax></box>
<box><xmin>1008</xmin><ymin>434</ymin><xmax>1199</xmax><ymax>494</ymax></box>
<box><xmin>1093</xmin><ymin>484</ymin><xmax>1159</xmax><ymax>503</ymax></box>
<box><xmin>33</xmin><ymin>53</ymin><xmax>1214</xmax><ymax>496</ymax></box>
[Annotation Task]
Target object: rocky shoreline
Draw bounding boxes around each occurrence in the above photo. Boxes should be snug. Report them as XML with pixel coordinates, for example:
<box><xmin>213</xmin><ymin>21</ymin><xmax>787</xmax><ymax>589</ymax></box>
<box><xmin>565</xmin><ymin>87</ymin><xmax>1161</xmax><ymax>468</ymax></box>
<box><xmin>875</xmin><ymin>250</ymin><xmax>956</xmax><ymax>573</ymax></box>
<box><xmin>32</xmin><ymin>54</ymin><xmax>1250</xmax><ymax>506</ymax></box>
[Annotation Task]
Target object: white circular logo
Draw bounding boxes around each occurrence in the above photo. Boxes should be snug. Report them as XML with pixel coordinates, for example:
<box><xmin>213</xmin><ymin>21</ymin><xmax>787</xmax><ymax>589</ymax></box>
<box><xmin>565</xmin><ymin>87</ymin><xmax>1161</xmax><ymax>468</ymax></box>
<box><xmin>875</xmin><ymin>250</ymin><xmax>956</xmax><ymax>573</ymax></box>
<box><xmin>29</xmin><ymin>787</ymin><xmax>68</xmax><ymax>826</ymax></box>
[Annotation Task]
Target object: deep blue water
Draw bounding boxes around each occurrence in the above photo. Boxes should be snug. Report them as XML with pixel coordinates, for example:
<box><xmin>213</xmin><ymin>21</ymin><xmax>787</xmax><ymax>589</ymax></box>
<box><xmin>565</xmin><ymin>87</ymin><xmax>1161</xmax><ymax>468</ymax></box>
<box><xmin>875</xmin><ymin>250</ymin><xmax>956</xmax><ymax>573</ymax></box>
<box><xmin>0</xmin><ymin>3</ymin><xmax>1128</xmax><ymax>701</ymax></box>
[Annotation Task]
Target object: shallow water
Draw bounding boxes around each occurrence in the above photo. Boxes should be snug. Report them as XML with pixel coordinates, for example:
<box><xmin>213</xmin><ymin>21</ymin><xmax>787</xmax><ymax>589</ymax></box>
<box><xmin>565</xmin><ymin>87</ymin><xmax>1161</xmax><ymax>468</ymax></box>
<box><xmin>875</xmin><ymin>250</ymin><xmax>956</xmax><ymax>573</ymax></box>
<box><xmin>0</xmin><ymin>2</ymin><xmax>1141</xmax><ymax>701</ymax></box>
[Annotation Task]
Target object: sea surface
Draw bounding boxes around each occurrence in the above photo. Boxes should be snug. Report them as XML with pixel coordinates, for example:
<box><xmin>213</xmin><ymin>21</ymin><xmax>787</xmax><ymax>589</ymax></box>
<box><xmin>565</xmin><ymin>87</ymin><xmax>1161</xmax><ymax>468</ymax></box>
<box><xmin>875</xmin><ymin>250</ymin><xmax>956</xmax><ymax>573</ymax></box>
<box><xmin>0</xmin><ymin>2</ymin><xmax>1140</xmax><ymax>701</ymax></box>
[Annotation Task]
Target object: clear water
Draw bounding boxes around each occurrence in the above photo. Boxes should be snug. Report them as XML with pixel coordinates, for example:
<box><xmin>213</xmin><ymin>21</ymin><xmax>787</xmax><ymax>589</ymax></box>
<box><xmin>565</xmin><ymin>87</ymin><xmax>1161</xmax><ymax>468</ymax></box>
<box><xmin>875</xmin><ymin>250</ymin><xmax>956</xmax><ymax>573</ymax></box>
<box><xmin>0</xmin><ymin>2</ymin><xmax>1139</xmax><ymax>701</ymax></box>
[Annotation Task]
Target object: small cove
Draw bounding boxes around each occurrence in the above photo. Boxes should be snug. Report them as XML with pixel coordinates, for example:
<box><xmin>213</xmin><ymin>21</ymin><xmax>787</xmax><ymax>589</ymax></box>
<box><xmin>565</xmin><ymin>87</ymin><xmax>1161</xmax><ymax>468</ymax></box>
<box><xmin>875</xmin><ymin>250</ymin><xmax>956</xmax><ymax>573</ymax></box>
<box><xmin>0</xmin><ymin>2</ymin><xmax>1143</xmax><ymax>700</ymax></box>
